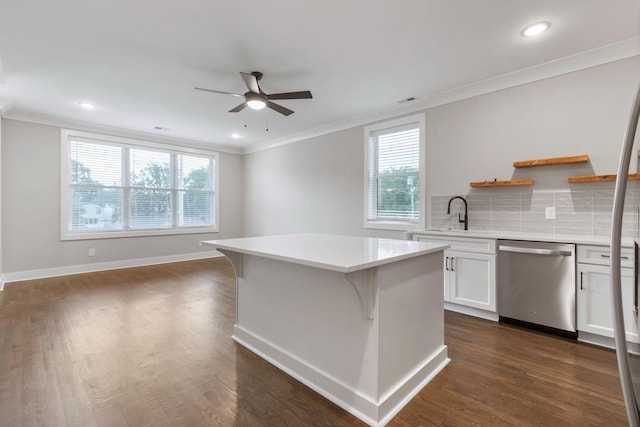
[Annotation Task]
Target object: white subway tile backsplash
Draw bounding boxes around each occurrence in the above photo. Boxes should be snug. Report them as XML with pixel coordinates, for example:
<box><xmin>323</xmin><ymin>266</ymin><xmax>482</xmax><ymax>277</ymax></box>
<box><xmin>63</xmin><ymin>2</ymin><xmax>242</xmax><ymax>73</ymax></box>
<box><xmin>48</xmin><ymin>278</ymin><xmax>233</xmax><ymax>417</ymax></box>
<box><xmin>431</xmin><ymin>187</ymin><xmax>639</xmax><ymax>238</ymax></box>
<box><xmin>492</xmin><ymin>197</ymin><xmax>521</xmax><ymax>211</ymax></box>
<box><xmin>555</xmin><ymin>226</ymin><xmax>593</xmax><ymax>236</ymax></box>
<box><xmin>525</xmin><ymin>224</ymin><xmax>555</xmax><ymax>234</ymax></box>
<box><xmin>521</xmin><ymin>211</ymin><xmax>548</xmax><ymax>224</ymax></box>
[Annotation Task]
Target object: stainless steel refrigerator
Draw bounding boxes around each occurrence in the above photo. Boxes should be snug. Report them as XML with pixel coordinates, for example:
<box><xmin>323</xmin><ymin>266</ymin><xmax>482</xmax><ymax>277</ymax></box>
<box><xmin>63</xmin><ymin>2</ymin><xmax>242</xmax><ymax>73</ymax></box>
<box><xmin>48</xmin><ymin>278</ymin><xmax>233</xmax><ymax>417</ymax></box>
<box><xmin>612</xmin><ymin>82</ymin><xmax>640</xmax><ymax>426</ymax></box>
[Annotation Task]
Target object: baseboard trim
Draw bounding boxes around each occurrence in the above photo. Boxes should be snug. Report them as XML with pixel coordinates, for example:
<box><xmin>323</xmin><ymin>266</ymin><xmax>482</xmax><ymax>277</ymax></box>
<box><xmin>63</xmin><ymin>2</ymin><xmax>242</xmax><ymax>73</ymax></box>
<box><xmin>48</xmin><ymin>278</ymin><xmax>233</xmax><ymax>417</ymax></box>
<box><xmin>578</xmin><ymin>331</ymin><xmax>640</xmax><ymax>354</ymax></box>
<box><xmin>233</xmin><ymin>325</ymin><xmax>378</xmax><ymax>426</ymax></box>
<box><xmin>377</xmin><ymin>347</ymin><xmax>449</xmax><ymax>426</ymax></box>
<box><xmin>445</xmin><ymin>302</ymin><xmax>499</xmax><ymax>322</ymax></box>
<box><xmin>1</xmin><ymin>250</ymin><xmax>224</xmax><ymax>288</ymax></box>
<box><xmin>232</xmin><ymin>325</ymin><xmax>449</xmax><ymax>427</ymax></box>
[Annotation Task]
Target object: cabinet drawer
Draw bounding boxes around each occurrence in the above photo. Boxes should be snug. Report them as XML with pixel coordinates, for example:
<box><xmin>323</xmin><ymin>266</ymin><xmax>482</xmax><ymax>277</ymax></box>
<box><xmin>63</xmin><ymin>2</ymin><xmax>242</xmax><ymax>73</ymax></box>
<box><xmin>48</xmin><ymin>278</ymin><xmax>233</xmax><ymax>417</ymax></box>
<box><xmin>413</xmin><ymin>234</ymin><xmax>495</xmax><ymax>254</ymax></box>
<box><xmin>578</xmin><ymin>244</ymin><xmax>634</xmax><ymax>268</ymax></box>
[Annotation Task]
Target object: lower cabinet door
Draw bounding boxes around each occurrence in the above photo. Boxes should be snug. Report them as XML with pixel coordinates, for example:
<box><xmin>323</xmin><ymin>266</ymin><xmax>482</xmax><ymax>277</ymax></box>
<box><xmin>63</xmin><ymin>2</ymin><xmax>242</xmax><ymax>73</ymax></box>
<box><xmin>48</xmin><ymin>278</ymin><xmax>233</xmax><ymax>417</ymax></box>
<box><xmin>447</xmin><ymin>250</ymin><xmax>496</xmax><ymax>312</ymax></box>
<box><xmin>443</xmin><ymin>255</ymin><xmax>451</xmax><ymax>302</ymax></box>
<box><xmin>577</xmin><ymin>263</ymin><xmax>639</xmax><ymax>342</ymax></box>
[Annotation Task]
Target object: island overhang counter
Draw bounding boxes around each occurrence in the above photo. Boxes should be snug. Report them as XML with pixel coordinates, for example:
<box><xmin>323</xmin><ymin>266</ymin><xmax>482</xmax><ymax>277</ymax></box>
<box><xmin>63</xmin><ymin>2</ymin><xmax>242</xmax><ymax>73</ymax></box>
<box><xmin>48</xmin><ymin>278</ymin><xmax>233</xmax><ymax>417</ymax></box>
<box><xmin>201</xmin><ymin>233</ymin><xmax>449</xmax><ymax>427</ymax></box>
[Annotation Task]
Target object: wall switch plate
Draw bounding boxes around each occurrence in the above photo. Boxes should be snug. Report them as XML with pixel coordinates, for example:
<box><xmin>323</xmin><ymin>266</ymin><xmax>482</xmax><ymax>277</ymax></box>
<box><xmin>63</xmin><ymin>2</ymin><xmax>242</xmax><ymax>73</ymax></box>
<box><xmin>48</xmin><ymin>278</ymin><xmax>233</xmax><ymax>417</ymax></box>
<box><xmin>545</xmin><ymin>206</ymin><xmax>556</xmax><ymax>220</ymax></box>
<box><xmin>88</xmin><ymin>248</ymin><xmax>95</xmax><ymax>257</ymax></box>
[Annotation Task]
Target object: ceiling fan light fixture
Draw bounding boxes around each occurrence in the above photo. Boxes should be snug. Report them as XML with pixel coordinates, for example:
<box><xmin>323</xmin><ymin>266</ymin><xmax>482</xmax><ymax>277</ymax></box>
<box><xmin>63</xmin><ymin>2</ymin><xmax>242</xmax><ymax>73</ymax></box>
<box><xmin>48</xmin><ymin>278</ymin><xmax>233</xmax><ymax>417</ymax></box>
<box><xmin>197</xmin><ymin>71</ymin><xmax>310</xmax><ymax>116</ymax></box>
<box><xmin>247</xmin><ymin>99</ymin><xmax>266</xmax><ymax>110</ymax></box>
<box><xmin>246</xmin><ymin>93</ymin><xmax>266</xmax><ymax>110</ymax></box>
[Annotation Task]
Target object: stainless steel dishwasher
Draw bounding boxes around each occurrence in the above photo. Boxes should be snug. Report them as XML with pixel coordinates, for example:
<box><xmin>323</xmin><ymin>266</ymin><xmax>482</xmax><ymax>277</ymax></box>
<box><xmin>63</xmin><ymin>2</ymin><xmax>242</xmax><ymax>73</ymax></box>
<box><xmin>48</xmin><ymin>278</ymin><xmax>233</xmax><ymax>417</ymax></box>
<box><xmin>497</xmin><ymin>239</ymin><xmax>577</xmax><ymax>338</ymax></box>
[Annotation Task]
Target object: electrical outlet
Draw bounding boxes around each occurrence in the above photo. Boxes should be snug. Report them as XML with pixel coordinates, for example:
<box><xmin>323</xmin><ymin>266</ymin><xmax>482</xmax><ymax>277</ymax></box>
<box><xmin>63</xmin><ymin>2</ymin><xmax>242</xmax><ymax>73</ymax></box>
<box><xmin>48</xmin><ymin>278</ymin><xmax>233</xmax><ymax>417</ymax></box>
<box><xmin>88</xmin><ymin>248</ymin><xmax>95</xmax><ymax>257</ymax></box>
<box><xmin>545</xmin><ymin>207</ymin><xmax>556</xmax><ymax>220</ymax></box>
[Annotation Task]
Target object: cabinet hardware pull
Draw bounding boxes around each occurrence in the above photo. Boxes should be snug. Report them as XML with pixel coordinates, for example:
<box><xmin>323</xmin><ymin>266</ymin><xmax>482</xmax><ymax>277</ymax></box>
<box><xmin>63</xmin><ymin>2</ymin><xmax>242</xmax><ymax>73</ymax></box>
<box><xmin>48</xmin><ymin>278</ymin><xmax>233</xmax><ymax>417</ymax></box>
<box><xmin>580</xmin><ymin>272</ymin><xmax>584</xmax><ymax>290</ymax></box>
<box><xmin>600</xmin><ymin>254</ymin><xmax>629</xmax><ymax>259</ymax></box>
<box><xmin>451</xmin><ymin>257</ymin><xmax>455</xmax><ymax>272</ymax></box>
<box><xmin>445</xmin><ymin>257</ymin><xmax>449</xmax><ymax>271</ymax></box>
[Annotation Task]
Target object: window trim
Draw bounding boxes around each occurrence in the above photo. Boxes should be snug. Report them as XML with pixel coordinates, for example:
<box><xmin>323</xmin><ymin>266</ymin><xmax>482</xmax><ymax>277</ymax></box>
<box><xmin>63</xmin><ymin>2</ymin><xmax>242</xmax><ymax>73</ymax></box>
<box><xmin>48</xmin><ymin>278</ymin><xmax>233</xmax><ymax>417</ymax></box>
<box><xmin>363</xmin><ymin>114</ymin><xmax>426</xmax><ymax>231</ymax></box>
<box><xmin>60</xmin><ymin>129</ymin><xmax>220</xmax><ymax>241</ymax></box>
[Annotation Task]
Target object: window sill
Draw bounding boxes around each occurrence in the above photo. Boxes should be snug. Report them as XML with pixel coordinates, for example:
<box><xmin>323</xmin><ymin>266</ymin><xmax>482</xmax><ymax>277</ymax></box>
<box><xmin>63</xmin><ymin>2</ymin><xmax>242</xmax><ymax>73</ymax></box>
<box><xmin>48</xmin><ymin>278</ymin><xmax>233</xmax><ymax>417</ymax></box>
<box><xmin>61</xmin><ymin>226</ymin><xmax>219</xmax><ymax>241</ymax></box>
<box><xmin>364</xmin><ymin>221</ymin><xmax>422</xmax><ymax>232</ymax></box>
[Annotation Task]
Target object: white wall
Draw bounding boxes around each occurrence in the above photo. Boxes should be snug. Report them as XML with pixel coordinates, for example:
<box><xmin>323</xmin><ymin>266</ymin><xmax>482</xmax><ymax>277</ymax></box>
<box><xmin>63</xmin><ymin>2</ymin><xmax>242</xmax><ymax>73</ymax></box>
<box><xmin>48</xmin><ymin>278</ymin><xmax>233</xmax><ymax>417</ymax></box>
<box><xmin>243</xmin><ymin>126</ymin><xmax>403</xmax><ymax>239</ymax></box>
<box><xmin>1</xmin><ymin>119</ymin><xmax>244</xmax><ymax>277</ymax></box>
<box><xmin>3</xmin><ymin>56</ymin><xmax>639</xmax><ymax>278</ymax></box>
<box><xmin>243</xmin><ymin>56</ymin><xmax>640</xmax><ymax>236</ymax></box>
<box><xmin>244</xmin><ymin>126</ymin><xmax>391</xmax><ymax>239</ymax></box>
<box><xmin>0</xmin><ymin>116</ymin><xmax>3</xmax><ymax>287</ymax></box>
<box><xmin>426</xmin><ymin>57</ymin><xmax>640</xmax><ymax>196</ymax></box>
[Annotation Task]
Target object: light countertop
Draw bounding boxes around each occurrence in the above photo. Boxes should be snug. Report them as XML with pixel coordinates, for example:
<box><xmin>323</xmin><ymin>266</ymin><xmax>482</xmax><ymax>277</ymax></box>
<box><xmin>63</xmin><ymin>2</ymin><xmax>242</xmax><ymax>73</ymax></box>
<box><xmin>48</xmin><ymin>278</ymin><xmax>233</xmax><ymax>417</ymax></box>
<box><xmin>201</xmin><ymin>233</ymin><xmax>448</xmax><ymax>273</ymax></box>
<box><xmin>412</xmin><ymin>228</ymin><xmax>636</xmax><ymax>247</ymax></box>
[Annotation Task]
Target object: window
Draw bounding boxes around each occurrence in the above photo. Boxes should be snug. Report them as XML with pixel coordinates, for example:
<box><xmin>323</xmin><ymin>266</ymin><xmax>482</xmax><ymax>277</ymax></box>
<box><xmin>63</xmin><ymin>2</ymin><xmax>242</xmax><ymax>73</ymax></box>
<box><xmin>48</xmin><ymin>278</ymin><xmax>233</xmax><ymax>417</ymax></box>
<box><xmin>61</xmin><ymin>129</ymin><xmax>218</xmax><ymax>240</ymax></box>
<box><xmin>364</xmin><ymin>114</ymin><xmax>425</xmax><ymax>230</ymax></box>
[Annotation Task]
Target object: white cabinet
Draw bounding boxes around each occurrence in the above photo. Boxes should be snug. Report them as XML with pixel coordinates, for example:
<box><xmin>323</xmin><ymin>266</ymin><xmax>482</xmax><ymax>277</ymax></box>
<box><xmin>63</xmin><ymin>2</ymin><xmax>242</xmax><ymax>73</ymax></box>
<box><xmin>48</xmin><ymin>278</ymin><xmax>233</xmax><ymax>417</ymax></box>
<box><xmin>413</xmin><ymin>233</ymin><xmax>496</xmax><ymax>319</ymax></box>
<box><xmin>446</xmin><ymin>250</ymin><xmax>496</xmax><ymax>311</ymax></box>
<box><xmin>577</xmin><ymin>244</ymin><xmax>639</xmax><ymax>345</ymax></box>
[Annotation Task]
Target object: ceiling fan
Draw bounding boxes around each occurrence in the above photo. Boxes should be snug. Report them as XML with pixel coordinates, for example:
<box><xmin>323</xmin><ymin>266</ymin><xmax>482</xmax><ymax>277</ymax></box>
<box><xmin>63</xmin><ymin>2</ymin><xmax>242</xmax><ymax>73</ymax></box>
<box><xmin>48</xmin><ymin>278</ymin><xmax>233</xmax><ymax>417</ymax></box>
<box><xmin>195</xmin><ymin>71</ymin><xmax>312</xmax><ymax>116</ymax></box>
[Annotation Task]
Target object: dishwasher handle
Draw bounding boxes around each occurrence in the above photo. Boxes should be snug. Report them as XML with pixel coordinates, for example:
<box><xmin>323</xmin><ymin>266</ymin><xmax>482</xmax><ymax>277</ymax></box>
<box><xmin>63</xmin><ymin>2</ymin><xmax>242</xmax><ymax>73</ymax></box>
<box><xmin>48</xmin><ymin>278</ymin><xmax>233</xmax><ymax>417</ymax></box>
<box><xmin>498</xmin><ymin>245</ymin><xmax>573</xmax><ymax>257</ymax></box>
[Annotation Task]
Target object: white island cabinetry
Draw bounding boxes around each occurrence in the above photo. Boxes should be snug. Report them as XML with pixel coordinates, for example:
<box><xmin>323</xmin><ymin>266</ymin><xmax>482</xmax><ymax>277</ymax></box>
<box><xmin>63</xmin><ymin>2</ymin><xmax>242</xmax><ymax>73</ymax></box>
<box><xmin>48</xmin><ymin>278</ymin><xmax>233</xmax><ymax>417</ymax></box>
<box><xmin>412</xmin><ymin>233</ymin><xmax>497</xmax><ymax>321</ymax></box>
<box><xmin>201</xmin><ymin>234</ymin><xmax>450</xmax><ymax>427</ymax></box>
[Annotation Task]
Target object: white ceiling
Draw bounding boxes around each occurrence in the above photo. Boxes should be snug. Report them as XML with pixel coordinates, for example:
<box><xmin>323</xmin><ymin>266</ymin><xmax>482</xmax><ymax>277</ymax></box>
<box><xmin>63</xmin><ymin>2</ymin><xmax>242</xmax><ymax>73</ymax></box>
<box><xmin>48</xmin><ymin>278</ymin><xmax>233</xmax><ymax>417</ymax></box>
<box><xmin>0</xmin><ymin>1</ymin><xmax>639</xmax><ymax>153</ymax></box>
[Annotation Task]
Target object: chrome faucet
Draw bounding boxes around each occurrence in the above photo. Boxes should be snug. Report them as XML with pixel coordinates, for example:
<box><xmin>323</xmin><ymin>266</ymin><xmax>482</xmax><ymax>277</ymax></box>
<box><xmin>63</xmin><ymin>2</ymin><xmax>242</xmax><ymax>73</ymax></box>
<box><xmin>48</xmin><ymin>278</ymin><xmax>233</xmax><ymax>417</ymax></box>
<box><xmin>447</xmin><ymin>196</ymin><xmax>468</xmax><ymax>230</ymax></box>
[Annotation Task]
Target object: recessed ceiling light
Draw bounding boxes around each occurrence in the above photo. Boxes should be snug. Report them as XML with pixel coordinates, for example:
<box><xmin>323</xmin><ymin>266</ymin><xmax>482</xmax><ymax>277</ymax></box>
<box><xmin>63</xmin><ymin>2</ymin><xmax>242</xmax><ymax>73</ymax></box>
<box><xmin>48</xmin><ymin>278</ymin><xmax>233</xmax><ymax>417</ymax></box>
<box><xmin>521</xmin><ymin>22</ymin><xmax>551</xmax><ymax>38</ymax></box>
<box><xmin>79</xmin><ymin>102</ymin><xmax>96</xmax><ymax>110</ymax></box>
<box><xmin>232</xmin><ymin>133</ymin><xmax>240</xmax><ymax>139</ymax></box>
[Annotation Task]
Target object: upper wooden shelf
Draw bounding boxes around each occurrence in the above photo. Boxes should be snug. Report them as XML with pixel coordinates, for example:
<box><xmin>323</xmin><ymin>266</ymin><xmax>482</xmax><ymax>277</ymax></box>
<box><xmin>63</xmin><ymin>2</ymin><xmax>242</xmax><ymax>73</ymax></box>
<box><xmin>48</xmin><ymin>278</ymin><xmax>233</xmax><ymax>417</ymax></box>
<box><xmin>470</xmin><ymin>179</ymin><xmax>534</xmax><ymax>188</ymax></box>
<box><xmin>513</xmin><ymin>154</ymin><xmax>590</xmax><ymax>168</ymax></box>
<box><xmin>568</xmin><ymin>174</ymin><xmax>640</xmax><ymax>183</ymax></box>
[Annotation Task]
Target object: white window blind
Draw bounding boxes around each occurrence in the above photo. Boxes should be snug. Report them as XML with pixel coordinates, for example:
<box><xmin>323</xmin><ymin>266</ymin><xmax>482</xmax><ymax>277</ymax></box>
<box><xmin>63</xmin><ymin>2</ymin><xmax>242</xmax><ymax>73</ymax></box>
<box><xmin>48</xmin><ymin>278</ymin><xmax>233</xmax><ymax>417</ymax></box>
<box><xmin>364</xmin><ymin>114</ymin><xmax>424</xmax><ymax>230</ymax></box>
<box><xmin>62</xmin><ymin>130</ymin><xmax>218</xmax><ymax>240</ymax></box>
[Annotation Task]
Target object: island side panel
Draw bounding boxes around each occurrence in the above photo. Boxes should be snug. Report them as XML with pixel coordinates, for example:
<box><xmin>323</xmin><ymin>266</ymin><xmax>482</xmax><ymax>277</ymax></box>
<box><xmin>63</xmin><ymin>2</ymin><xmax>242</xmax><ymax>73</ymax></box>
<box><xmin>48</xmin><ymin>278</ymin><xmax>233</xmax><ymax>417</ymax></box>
<box><xmin>233</xmin><ymin>254</ymin><xmax>380</xmax><ymax>402</ymax></box>
<box><xmin>377</xmin><ymin>251</ymin><xmax>448</xmax><ymax>417</ymax></box>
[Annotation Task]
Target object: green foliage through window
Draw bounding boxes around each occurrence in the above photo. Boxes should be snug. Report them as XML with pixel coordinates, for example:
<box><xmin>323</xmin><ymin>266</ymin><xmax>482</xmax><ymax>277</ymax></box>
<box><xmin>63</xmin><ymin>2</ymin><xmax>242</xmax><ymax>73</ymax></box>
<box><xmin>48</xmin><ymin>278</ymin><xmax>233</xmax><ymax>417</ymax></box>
<box><xmin>376</xmin><ymin>167</ymin><xmax>419</xmax><ymax>220</ymax></box>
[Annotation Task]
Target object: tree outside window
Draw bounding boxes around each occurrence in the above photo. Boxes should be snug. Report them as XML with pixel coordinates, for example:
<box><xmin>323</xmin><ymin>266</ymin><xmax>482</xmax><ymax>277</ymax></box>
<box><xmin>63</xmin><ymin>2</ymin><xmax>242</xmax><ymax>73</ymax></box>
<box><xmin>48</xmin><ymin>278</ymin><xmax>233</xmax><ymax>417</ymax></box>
<box><xmin>63</xmin><ymin>130</ymin><xmax>217</xmax><ymax>239</ymax></box>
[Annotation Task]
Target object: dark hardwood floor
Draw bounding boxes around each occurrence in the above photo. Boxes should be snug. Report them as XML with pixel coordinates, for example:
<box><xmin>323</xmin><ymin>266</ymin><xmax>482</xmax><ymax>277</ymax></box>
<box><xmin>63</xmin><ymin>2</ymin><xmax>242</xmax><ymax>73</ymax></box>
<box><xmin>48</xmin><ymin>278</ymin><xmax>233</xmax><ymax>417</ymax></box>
<box><xmin>0</xmin><ymin>258</ymin><xmax>629</xmax><ymax>426</ymax></box>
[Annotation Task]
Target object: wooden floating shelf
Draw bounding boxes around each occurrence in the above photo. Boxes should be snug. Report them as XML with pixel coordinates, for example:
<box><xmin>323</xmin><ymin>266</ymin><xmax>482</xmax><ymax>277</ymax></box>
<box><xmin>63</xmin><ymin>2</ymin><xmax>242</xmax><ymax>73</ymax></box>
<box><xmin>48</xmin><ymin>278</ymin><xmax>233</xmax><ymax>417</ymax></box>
<box><xmin>568</xmin><ymin>174</ymin><xmax>640</xmax><ymax>183</ymax></box>
<box><xmin>513</xmin><ymin>154</ymin><xmax>590</xmax><ymax>168</ymax></box>
<box><xmin>470</xmin><ymin>179</ymin><xmax>534</xmax><ymax>188</ymax></box>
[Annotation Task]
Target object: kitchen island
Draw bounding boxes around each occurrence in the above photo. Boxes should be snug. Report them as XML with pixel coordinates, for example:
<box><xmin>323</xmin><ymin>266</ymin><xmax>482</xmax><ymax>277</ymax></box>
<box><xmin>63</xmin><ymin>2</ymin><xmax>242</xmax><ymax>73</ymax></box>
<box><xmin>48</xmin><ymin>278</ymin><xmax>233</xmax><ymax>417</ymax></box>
<box><xmin>200</xmin><ymin>233</ymin><xmax>449</xmax><ymax>427</ymax></box>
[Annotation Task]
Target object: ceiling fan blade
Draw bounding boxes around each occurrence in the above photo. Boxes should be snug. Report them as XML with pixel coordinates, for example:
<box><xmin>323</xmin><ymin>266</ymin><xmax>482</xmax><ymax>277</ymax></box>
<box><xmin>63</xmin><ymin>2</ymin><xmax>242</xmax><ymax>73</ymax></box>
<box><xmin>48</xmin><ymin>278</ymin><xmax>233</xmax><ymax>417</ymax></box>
<box><xmin>240</xmin><ymin>72</ymin><xmax>260</xmax><ymax>93</ymax></box>
<box><xmin>267</xmin><ymin>91</ymin><xmax>313</xmax><ymax>100</ymax></box>
<box><xmin>267</xmin><ymin>100</ymin><xmax>294</xmax><ymax>116</ymax></box>
<box><xmin>194</xmin><ymin>87</ymin><xmax>243</xmax><ymax>97</ymax></box>
<box><xmin>229</xmin><ymin>103</ymin><xmax>246</xmax><ymax>113</ymax></box>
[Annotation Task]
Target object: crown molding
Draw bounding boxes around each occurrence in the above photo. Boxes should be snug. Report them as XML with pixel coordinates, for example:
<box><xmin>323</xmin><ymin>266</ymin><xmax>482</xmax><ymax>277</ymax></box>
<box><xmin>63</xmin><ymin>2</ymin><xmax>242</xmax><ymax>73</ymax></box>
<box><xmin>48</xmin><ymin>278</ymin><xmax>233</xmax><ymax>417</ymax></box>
<box><xmin>1</xmin><ymin>109</ymin><xmax>244</xmax><ymax>155</ymax></box>
<box><xmin>3</xmin><ymin>37</ymin><xmax>638</xmax><ymax>156</ymax></box>
<box><xmin>244</xmin><ymin>36</ymin><xmax>640</xmax><ymax>154</ymax></box>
